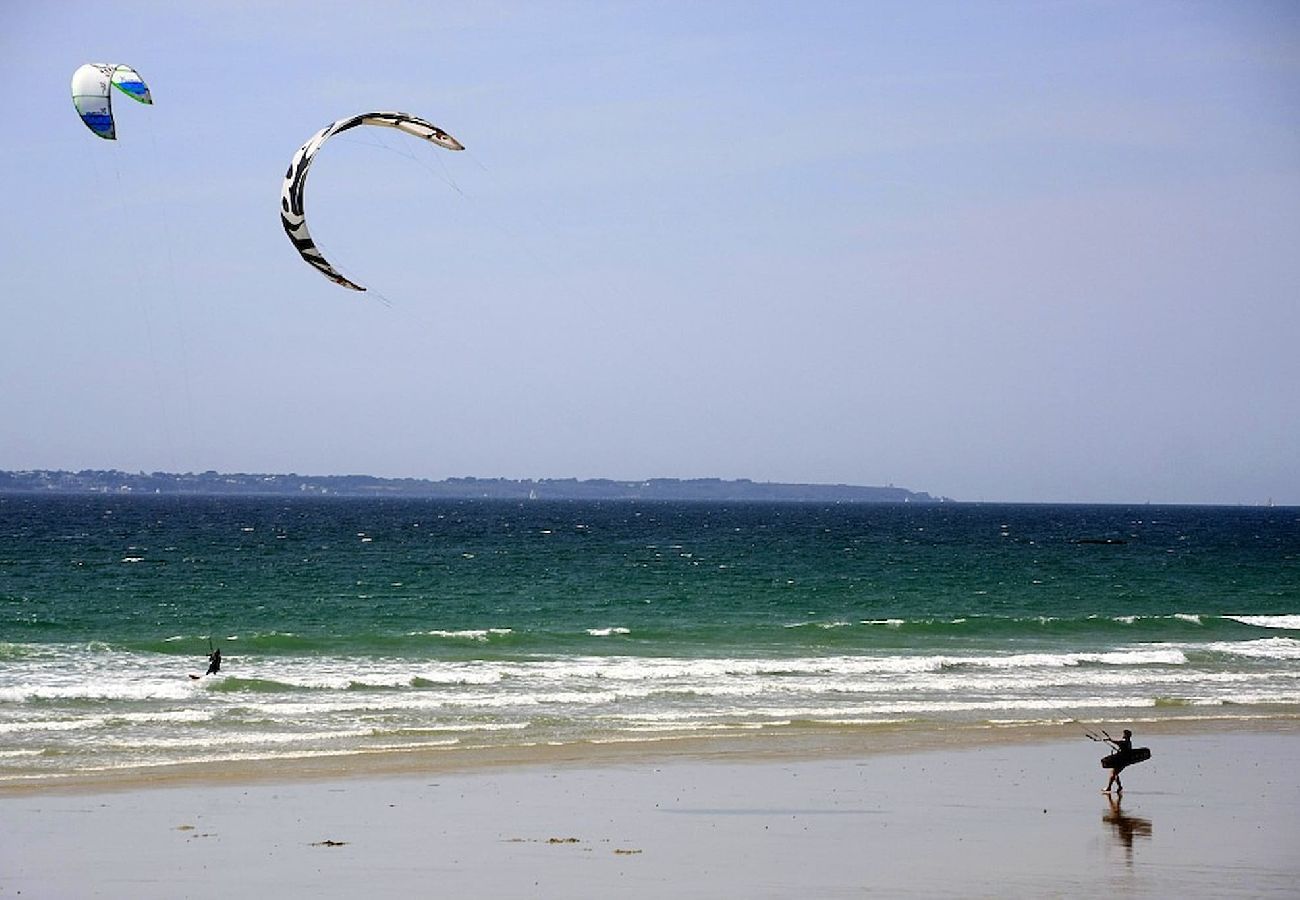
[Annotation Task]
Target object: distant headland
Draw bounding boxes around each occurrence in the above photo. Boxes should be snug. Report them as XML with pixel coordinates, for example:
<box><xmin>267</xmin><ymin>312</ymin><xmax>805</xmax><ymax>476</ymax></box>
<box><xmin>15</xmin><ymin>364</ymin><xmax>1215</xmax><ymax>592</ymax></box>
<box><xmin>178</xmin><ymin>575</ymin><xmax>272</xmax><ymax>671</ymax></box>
<box><xmin>0</xmin><ymin>469</ymin><xmax>946</xmax><ymax>504</ymax></box>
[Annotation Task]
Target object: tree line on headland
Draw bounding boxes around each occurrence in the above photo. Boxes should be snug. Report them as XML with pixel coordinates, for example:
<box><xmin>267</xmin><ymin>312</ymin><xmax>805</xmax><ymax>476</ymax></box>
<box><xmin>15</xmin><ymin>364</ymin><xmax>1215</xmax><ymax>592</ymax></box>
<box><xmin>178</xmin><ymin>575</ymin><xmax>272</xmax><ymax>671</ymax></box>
<box><xmin>0</xmin><ymin>469</ymin><xmax>945</xmax><ymax>503</ymax></box>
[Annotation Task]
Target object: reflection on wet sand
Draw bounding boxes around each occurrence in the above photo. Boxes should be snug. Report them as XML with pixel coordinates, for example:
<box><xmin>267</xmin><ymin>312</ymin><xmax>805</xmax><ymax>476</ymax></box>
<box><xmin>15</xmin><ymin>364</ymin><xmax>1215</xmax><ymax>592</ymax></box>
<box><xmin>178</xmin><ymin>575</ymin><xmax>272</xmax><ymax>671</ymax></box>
<box><xmin>1103</xmin><ymin>794</ymin><xmax>1152</xmax><ymax>863</ymax></box>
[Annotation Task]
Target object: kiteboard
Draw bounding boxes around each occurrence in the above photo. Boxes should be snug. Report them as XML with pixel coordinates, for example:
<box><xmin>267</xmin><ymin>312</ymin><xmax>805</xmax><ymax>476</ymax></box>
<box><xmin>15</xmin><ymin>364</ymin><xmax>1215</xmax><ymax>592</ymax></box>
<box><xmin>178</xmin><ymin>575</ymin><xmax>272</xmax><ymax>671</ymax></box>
<box><xmin>1101</xmin><ymin>747</ymin><xmax>1151</xmax><ymax>769</ymax></box>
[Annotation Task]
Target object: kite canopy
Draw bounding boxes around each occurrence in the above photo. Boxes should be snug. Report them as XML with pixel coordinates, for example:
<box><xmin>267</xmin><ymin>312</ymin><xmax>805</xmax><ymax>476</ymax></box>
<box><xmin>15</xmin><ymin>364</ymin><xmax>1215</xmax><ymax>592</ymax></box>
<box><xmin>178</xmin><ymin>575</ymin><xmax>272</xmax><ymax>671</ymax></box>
<box><xmin>71</xmin><ymin>64</ymin><xmax>152</xmax><ymax>140</ymax></box>
<box><xmin>280</xmin><ymin>111</ymin><xmax>465</xmax><ymax>292</ymax></box>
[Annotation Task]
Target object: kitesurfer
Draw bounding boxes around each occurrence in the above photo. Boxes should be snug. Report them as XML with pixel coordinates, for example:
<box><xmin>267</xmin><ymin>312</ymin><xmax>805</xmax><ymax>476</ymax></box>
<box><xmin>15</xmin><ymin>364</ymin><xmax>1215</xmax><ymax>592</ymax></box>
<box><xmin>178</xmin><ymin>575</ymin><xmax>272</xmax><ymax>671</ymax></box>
<box><xmin>1103</xmin><ymin>729</ymin><xmax>1133</xmax><ymax>793</ymax></box>
<box><xmin>206</xmin><ymin>646</ymin><xmax>222</xmax><ymax>675</ymax></box>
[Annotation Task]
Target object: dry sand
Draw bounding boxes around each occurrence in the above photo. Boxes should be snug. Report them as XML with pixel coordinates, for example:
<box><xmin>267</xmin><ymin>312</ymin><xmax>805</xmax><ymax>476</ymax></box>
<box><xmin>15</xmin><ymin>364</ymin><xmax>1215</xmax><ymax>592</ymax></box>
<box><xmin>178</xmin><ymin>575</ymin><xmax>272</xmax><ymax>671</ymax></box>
<box><xmin>3</xmin><ymin>723</ymin><xmax>1298</xmax><ymax>898</ymax></box>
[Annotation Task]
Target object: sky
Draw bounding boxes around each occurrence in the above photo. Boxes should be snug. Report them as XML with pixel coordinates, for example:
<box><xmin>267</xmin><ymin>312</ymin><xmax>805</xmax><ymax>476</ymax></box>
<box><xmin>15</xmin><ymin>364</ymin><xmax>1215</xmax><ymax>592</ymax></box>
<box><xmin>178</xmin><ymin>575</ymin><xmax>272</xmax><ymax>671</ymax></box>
<box><xmin>2</xmin><ymin>1</ymin><xmax>1298</xmax><ymax>505</ymax></box>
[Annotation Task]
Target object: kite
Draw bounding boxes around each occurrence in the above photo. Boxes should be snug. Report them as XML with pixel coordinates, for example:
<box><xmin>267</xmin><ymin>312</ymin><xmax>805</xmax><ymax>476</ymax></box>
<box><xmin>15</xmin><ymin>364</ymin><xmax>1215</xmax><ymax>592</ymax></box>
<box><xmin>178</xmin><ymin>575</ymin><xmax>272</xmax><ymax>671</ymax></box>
<box><xmin>280</xmin><ymin>111</ymin><xmax>465</xmax><ymax>292</ymax></box>
<box><xmin>71</xmin><ymin>64</ymin><xmax>152</xmax><ymax>140</ymax></box>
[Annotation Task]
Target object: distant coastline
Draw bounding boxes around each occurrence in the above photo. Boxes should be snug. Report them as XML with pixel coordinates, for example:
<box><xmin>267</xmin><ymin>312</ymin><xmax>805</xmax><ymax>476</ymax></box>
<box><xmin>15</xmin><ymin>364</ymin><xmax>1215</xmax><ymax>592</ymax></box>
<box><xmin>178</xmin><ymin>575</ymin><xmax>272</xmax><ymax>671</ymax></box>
<box><xmin>0</xmin><ymin>469</ymin><xmax>944</xmax><ymax>504</ymax></box>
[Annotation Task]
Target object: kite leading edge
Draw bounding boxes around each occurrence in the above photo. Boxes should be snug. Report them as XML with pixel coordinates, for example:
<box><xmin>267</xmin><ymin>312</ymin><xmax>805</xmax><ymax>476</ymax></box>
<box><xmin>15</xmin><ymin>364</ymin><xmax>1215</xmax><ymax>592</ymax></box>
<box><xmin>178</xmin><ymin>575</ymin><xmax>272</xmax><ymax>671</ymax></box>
<box><xmin>279</xmin><ymin>111</ymin><xmax>465</xmax><ymax>292</ymax></box>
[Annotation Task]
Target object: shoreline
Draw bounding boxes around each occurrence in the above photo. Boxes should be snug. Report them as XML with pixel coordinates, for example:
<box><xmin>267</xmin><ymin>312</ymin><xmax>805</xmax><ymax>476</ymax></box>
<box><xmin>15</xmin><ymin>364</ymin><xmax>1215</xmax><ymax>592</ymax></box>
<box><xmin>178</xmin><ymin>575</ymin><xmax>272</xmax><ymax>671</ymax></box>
<box><xmin>7</xmin><ymin>712</ymin><xmax>1296</xmax><ymax>798</ymax></box>
<box><xmin>4</xmin><ymin>720</ymin><xmax>1298</xmax><ymax>897</ymax></box>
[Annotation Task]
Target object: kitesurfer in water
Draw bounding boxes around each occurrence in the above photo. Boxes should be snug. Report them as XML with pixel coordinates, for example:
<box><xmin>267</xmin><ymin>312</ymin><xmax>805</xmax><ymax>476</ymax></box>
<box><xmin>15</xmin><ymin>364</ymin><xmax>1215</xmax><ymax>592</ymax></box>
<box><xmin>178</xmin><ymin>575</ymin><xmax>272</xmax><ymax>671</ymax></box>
<box><xmin>1103</xmin><ymin>729</ymin><xmax>1133</xmax><ymax>793</ymax></box>
<box><xmin>206</xmin><ymin>646</ymin><xmax>222</xmax><ymax>675</ymax></box>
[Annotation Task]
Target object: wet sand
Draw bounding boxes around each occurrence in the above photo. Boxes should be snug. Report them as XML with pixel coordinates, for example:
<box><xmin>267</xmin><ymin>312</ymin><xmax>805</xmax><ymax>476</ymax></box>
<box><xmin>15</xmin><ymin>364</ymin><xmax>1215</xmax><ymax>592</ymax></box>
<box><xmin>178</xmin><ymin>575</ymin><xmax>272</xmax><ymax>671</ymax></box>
<box><xmin>3</xmin><ymin>725</ymin><xmax>1298</xmax><ymax>898</ymax></box>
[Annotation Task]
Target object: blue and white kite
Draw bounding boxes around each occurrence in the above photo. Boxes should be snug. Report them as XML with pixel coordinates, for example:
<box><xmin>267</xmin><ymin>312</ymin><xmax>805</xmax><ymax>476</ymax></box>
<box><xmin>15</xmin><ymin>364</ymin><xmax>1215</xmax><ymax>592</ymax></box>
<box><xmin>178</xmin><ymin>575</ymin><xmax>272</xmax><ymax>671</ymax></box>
<box><xmin>71</xmin><ymin>63</ymin><xmax>152</xmax><ymax>140</ymax></box>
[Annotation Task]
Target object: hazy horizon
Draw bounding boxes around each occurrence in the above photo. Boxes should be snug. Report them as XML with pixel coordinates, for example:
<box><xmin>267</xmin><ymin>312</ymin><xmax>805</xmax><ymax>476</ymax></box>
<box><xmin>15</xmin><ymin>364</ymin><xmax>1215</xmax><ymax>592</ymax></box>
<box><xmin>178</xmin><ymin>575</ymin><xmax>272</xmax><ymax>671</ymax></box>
<box><xmin>3</xmin><ymin>2</ymin><xmax>1298</xmax><ymax>506</ymax></box>
<box><xmin>7</xmin><ymin>467</ymin><xmax>1299</xmax><ymax>507</ymax></box>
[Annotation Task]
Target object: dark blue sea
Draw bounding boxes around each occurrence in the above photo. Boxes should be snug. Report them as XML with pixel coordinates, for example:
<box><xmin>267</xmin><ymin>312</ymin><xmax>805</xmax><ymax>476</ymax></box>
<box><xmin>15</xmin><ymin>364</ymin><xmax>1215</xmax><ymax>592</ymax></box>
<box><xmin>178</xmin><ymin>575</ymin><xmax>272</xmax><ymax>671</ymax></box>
<box><xmin>2</xmin><ymin>495</ymin><xmax>1297</xmax><ymax>782</ymax></box>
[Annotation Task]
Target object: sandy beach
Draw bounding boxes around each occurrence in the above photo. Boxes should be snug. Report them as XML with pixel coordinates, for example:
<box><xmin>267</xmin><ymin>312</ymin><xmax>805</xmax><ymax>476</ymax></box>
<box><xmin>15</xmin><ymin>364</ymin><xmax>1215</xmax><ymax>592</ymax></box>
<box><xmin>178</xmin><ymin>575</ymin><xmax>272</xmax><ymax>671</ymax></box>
<box><xmin>3</xmin><ymin>722</ymin><xmax>1298</xmax><ymax>898</ymax></box>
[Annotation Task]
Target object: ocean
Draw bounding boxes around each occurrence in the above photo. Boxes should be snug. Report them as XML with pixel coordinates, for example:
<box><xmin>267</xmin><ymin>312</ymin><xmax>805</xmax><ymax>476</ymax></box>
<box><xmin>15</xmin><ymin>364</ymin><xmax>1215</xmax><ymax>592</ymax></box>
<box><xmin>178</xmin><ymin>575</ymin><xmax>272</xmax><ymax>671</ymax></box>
<box><xmin>1</xmin><ymin>495</ymin><xmax>1297</xmax><ymax>783</ymax></box>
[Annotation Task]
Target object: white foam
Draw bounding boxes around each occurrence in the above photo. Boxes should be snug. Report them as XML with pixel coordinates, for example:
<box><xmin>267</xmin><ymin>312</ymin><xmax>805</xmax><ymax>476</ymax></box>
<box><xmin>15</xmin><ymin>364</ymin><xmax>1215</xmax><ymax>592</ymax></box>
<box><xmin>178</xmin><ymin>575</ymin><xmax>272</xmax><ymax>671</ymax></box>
<box><xmin>382</xmin><ymin>721</ymin><xmax>529</xmax><ymax>734</ymax></box>
<box><xmin>0</xmin><ymin>680</ymin><xmax>195</xmax><ymax>703</ymax></box>
<box><xmin>6</xmin><ymin>630</ymin><xmax>1300</xmax><ymax>781</ymax></box>
<box><xmin>1114</xmin><ymin>614</ymin><xmax>1205</xmax><ymax>626</ymax></box>
<box><xmin>96</xmin><ymin>728</ymin><xmax>377</xmax><ymax>750</ymax></box>
<box><xmin>943</xmin><ymin>648</ymin><xmax>1187</xmax><ymax>669</ymax></box>
<box><xmin>416</xmin><ymin>628</ymin><xmax>513</xmax><ymax>641</ymax></box>
<box><xmin>1203</xmin><ymin>638</ymin><xmax>1300</xmax><ymax>660</ymax></box>
<box><xmin>0</xmin><ymin>718</ymin><xmax>102</xmax><ymax>734</ymax></box>
<box><xmin>621</xmin><ymin>722</ymin><xmax>761</xmax><ymax>733</ymax></box>
<box><xmin>806</xmin><ymin>717</ymin><xmax>917</xmax><ymax>726</ymax></box>
<box><xmin>0</xmin><ymin>708</ymin><xmax>213</xmax><ymax>734</ymax></box>
<box><xmin>1224</xmin><ymin>615</ymin><xmax>1300</xmax><ymax>630</ymax></box>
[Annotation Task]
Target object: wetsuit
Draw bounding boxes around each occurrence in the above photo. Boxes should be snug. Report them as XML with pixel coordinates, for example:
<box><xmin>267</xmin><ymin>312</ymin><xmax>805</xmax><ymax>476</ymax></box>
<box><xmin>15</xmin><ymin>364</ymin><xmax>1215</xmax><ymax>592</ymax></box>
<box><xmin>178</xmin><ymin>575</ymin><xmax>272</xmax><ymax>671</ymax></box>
<box><xmin>1107</xmin><ymin>734</ymin><xmax>1133</xmax><ymax>770</ymax></box>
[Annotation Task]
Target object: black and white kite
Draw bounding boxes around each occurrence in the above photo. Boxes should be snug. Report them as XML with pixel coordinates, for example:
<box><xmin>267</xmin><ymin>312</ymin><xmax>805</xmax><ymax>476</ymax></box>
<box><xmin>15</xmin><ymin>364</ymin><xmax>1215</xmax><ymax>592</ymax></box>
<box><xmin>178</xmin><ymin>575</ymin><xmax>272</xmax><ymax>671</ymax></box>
<box><xmin>280</xmin><ymin>112</ymin><xmax>464</xmax><ymax>292</ymax></box>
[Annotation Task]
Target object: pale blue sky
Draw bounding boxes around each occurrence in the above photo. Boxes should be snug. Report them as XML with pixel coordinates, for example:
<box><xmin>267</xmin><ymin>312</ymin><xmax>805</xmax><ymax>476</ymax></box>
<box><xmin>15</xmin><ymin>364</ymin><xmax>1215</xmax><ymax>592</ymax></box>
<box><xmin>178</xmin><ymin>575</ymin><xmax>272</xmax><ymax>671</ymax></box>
<box><xmin>2</xmin><ymin>1</ymin><xmax>1297</xmax><ymax>504</ymax></box>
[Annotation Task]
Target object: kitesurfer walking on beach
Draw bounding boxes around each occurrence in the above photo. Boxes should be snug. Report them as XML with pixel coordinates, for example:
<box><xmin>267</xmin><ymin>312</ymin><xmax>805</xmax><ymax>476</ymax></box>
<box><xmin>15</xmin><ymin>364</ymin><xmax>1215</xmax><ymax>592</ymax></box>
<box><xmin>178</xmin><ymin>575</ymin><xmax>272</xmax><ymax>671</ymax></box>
<box><xmin>1103</xmin><ymin>729</ymin><xmax>1133</xmax><ymax>793</ymax></box>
